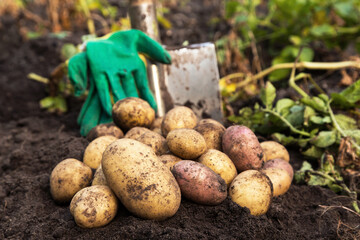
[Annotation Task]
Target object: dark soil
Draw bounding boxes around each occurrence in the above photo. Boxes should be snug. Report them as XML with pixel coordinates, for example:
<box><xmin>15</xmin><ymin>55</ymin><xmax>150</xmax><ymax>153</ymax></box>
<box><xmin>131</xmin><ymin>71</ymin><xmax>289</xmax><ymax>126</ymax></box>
<box><xmin>1</xmin><ymin>1</ymin><xmax>360</xmax><ymax>239</ymax></box>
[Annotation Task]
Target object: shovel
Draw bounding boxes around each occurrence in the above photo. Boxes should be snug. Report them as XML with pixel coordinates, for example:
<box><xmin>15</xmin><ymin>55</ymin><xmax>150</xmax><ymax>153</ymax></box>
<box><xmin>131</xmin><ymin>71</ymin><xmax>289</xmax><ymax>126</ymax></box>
<box><xmin>129</xmin><ymin>0</ymin><xmax>223</xmax><ymax>122</ymax></box>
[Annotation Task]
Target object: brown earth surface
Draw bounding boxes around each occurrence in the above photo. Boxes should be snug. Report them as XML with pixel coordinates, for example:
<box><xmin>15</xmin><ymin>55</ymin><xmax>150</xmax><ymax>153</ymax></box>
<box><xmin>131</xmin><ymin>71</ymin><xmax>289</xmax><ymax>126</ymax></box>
<box><xmin>1</xmin><ymin>1</ymin><xmax>360</xmax><ymax>239</ymax></box>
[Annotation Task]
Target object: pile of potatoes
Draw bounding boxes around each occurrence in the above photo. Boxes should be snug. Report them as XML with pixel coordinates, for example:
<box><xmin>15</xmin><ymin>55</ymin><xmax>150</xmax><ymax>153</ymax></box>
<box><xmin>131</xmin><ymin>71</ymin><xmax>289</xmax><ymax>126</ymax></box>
<box><xmin>49</xmin><ymin>97</ymin><xmax>294</xmax><ymax>228</ymax></box>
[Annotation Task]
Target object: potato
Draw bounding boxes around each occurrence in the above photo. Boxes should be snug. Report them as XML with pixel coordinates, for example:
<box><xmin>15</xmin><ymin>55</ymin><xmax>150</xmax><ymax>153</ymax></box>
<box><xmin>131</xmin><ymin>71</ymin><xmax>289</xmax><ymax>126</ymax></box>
<box><xmin>102</xmin><ymin>138</ymin><xmax>181</xmax><ymax>220</ymax></box>
<box><xmin>70</xmin><ymin>185</ymin><xmax>118</xmax><ymax>228</ymax></box>
<box><xmin>50</xmin><ymin>158</ymin><xmax>93</xmax><ymax>203</ymax></box>
<box><xmin>198</xmin><ymin>118</ymin><xmax>225</xmax><ymax>129</ymax></box>
<box><xmin>92</xmin><ymin>165</ymin><xmax>108</xmax><ymax>186</ymax></box>
<box><xmin>124</xmin><ymin>127</ymin><xmax>152</xmax><ymax>140</ymax></box>
<box><xmin>112</xmin><ymin>97</ymin><xmax>155</xmax><ymax>131</ymax></box>
<box><xmin>263</xmin><ymin>158</ymin><xmax>294</xmax><ymax>179</ymax></box>
<box><xmin>161</xmin><ymin>106</ymin><xmax>198</xmax><ymax>137</ymax></box>
<box><xmin>159</xmin><ymin>154</ymin><xmax>182</xmax><ymax>171</ymax></box>
<box><xmin>229</xmin><ymin>170</ymin><xmax>273</xmax><ymax>216</ymax></box>
<box><xmin>136</xmin><ymin>131</ymin><xmax>169</xmax><ymax>155</ymax></box>
<box><xmin>260</xmin><ymin>141</ymin><xmax>290</xmax><ymax>162</ymax></box>
<box><xmin>151</xmin><ymin>117</ymin><xmax>163</xmax><ymax>135</ymax></box>
<box><xmin>166</xmin><ymin>128</ymin><xmax>207</xmax><ymax>159</ymax></box>
<box><xmin>198</xmin><ymin>149</ymin><xmax>237</xmax><ymax>187</ymax></box>
<box><xmin>261</xmin><ymin>168</ymin><xmax>292</xmax><ymax>197</ymax></box>
<box><xmin>83</xmin><ymin>136</ymin><xmax>118</xmax><ymax>169</ymax></box>
<box><xmin>86</xmin><ymin>123</ymin><xmax>124</xmax><ymax>142</ymax></box>
<box><xmin>194</xmin><ymin>119</ymin><xmax>225</xmax><ymax>151</ymax></box>
<box><xmin>222</xmin><ymin>125</ymin><xmax>264</xmax><ymax>172</ymax></box>
<box><xmin>172</xmin><ymin>160</ymin><xmax>227</xmax><ymax>205</ymax></box>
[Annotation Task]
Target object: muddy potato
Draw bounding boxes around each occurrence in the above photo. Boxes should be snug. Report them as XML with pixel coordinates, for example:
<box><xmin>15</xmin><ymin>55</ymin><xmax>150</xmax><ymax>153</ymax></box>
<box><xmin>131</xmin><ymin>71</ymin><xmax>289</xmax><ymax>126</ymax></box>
<box><xmin>83</xmin><ymin>136</ymin><xmax>118</xmax><ymax>169</ymax></box>
<box><xmin>86</xmin><ymin>123</ymin><xmax>124</xmax><ymax>142</ymax></box>
<box><xmin>92</xmin><ymin>165</ymin><xmax>108</xmax><ymax>186</ymax></box>
<box><xmin>112</xmin><ymin>97</ymin><xmax>155</xmax><ymax>131</ymax></box>
<box><xmin>151</xmin><ymin>117</ymin><xmax>163</xmax><ymax>135</ymax></box>
<box><xmin>50</xmin><ymin>158</ymin><xmax>93</xmax><ymax>203</ymax></box>
<box><xmin>260</xmin><ymin>141</ymin><xmax>290</xmax><ymax>162</ymax></box>
<box><xmin>124</xmin><ymin>127</ymin><xmax>152</xmax><ymax>140</ymax></box>
<box><xmin>102</xmin><ymin>138</ymin><xmax>181</xmax><ymax>220</ymax></box>
<box><xmin>229</xmin><ymin>170</ymin><xmax>273</xmax><ymax>216</ymax></box>
<box><xmin>159</xmin><ymin>154</ymin><xmax>182</xmax><ymax>171</ymax></box>
<box><xmin>166</xmin><ymin>128</ymin><xmax>207</xmax><ymax>159</ymax></box>
<box><xmin>194</xmin><ymin>119</ymin><xmax>225</xmax><ymax>151</ymax></box>
<box><xmin>222</xmin><ymin>125</ymin><xmax>264</xmax><ymax>172</ymax></box>
<box><xmin>70</xmin><ymin>185</ymin><xmax>118</xmax><ymax>228</ymax></box>
<box><xmin>263</xmin><ymin>158</ymin><xmax>294</xmax><ymax>179</ymax></box>
<box><xmin>261</xmin><ymin>168</ymin><xmax>292</xmax><ymax>197</ymax></box>
<box><xmin>172</xmin><ymin>160</ymin><xmax>227</xmax><ymax>205</ymax></box>
<box><xmin>161</xmin><ymin>106</ymin><xmax>198</xmax><ymax>137</ymax></box>
<box><xmin>198</xmin><ymin>149</ymin><xmax>237</xmax><ymax>187</ymax></box>
<box><xmin>136</xmin><ymin>131</ymin><xmax>169</xmax><ymax>155</ymax></box>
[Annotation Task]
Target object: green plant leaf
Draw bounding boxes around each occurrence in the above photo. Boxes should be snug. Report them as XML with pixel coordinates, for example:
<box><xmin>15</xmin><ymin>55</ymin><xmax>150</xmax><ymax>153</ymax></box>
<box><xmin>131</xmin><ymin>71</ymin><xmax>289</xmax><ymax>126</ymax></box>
<box><xmin>343</xmin><ymin>129</ymin><xmax>360</xmax><ymax>145</ymax></box>
<box><xmin>272</xmin><ymin>133</ymin><xmax>296</xmax><ymax>146</ymax></box>
<box><xmin>286</xmin><ymin>105</ymin><xmax>305</xmax><ymax>128</ymax></box>
<box><xmin>301</xmin><ymin>96</ymin><xmax>327</xmax><ymax>112</ymax></box>
<box><xmin>299</xmin><ymin>47</ymin><xmax>314</xmax><ymax>62</ymax></box>
<box><xmin>310</xmin><ymin>131</ymin><xmax>337</xmax><ymax>148</ymax></box>
<box><xmin>260</xmin><ymin>81</ymin><xmax>276</xmax><ymax>109</ymax></box>
<box><xmin>275</xmin><ymin>98</ymin><xmax>295</xmax><ymax>116</ymax></box>
<box><xmin>268</xmin><ymin>56</ymin><xmax>291</xmax><ymax>81</ymax></box>
<box><xmin>294</xmin><ymin>161</ymin><xmax>313</xmax><ymax>184</ymax></box>
<box><xmin>338</xmin><ymin>79</ymin><xmax>360</xmax><ymax>104</ymax></box>
<box><xmin>310</xmin><ymin>24</ymin><xmax>336</xmax><ymax>37</ymax></box>
<box><xmin>302</xmin><ymin>145</ymin><xmax>324</xmax><ymax>159</ymax></box>
<box><xmin>40</xmin><ymin>97</ymin><xmax>55</xmax><ymax>108</ymax></box>
<box><xmin>61</xmin><ymin>43</ymin><xmax>78</xmax><ymax>60</ymax></box>
<box><xmin>309</xmin><ymin>115</ymin><xmax>331</xmax><ymax>125</ymax></box>
<box><xmin>334</xmin><ymin>114</ymin><xmax>357</xmax><ymax>130</ymax></box>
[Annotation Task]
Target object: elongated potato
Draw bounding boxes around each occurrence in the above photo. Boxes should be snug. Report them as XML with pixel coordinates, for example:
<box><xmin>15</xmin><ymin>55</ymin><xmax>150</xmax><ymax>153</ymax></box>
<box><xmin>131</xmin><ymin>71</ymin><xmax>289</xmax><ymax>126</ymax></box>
<box><xmin>198</xmin><ymin>149</ymin><xmax>237</xmax><ymax>187</ymax></box>
<box><xmin>194</xmin><ymin>119</ymin><xmax>225</xmax><ymax>151</ymax></box>
<box><xmin>161</xmin><ymin>106</ymin><xmax>198</xmax><ymax>137</ymax></box>
<box><xmin>229</xmin><ymin>170</ymin><xmax>273</xmax><ymax>216</ymax></box>
<box><xmin>172</xmin><ymin>160</ymin><xmax>227</xmax><ymax>205</ymax></box>
<box><xmin>70</xmin><ymin>185</ymin><xmax>118</xmax><ymax>228</ymax></box>
<box><xmin>222</xmin><ymin>125</ymin><xmax>264</xmax><ymax>172</ymax></box>
<box><xmin>83</xmin><ymin>136</ymin><xmax>118</xmax><ymax>169</ymax></box>
<box><xmin>260</xmin><ymin>141</ymin><xmax>290</xmax><ymax>162</ymax></box>
<box><xmin>102</xmin><ymin>138</ymin><xmax>181</xmax><ymax>220</ymax></box>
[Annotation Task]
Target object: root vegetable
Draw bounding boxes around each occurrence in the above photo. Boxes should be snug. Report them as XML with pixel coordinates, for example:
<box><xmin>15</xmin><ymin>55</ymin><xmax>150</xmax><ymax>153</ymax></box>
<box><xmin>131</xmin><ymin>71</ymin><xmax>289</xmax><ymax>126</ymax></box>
<box><xmin>161</xmin><ymin>106</ymin><xmax>198</xmax><ymax>137</ymax></box>
<box><xmin>83</xmin><ymin>135</ymin><xmax>118</xmax><ymax>169</ymax></box>
<box><xmin>260</xmin><ymin>141</ymin><xmax>290</xmax><ymax>162</ymax></box>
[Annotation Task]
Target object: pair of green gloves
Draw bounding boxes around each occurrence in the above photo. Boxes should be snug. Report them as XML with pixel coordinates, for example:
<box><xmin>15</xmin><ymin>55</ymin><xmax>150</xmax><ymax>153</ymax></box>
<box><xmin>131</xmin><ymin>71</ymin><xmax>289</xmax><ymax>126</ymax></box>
<box><xmin>68</xmin><ymin>30</ymin><xmax>171</xmax><ymax>136</ymax></box>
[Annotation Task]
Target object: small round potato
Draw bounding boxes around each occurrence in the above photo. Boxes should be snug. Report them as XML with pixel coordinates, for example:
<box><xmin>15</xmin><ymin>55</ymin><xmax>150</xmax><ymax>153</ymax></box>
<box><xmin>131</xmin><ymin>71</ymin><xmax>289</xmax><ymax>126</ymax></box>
<box><xmin>198</xmin><ymin>149</ymin><xmax>237</xmax><ymax>187</ymax></box>
<box><xmin>70</xmin><ymin>185</ymin><xmax>118</xmax><ymax>228</ymax></box>
<box><xmin>172</xmin><ymin>160</ymin><xmax>227</xmax><ymax>205</ymax></box>
<box><xmin>194</xmin><ymin>119</ymin><xmax>225</xmax><ymax>151</ymax></box>
<box><xmin>166</xmin><ymin>128</ymin><xmax>207</xmax><ymax>159</ymax></box>
<box><xmin>159</xmin><ymin>154</ymin><xmax>182</xmax><ymax>171</ymax></box>
<box><xmin>50</xmin><ymin>158</ymin><xmax>93</xmax><ymax>203</ymax></box>
<box><xmin>229</xmin><ymin>170</ymin><xmax>273</xmax><ymax>216</ymax></box>
<box><xmin>136</xmin><ymin>131</ymin><xmax>169</xmax><ymax>155</ymax></box>
<box><xmin>112</xmin><ymin>97</ymin><xmax>155</xmax><ymax>131</ymax></box>
<box><xmin>161</xmin><ymin>106</ymin><xmax>198</xmax><ymax>137</ymax></box>
<box><xmin>263</xmin><ymin>158</ymin><xmax>294</xmax><ymax>179</ymax></box>
<box><xmin>86</xmin><ymin>123</ymin><xmax>124</xmax><ymax>142</ymax></box>
<box><xmin>92</xmin><ymin>165</ymin><xmax>108</xmax><ymax>186</ymax></box>
<box><xmin>83</xmin><ymin>136</ymin><xmax>118</xmax><ymax>169</ymax></box>
<box><xmin>124</xmin><ymin>127</ymin><xmax>152</xmax><ymax>140</ymax></box>
<box><xmin>261</xmin><ymin>168</ymin><xmax>292</xmax><ymax>197</ymax></box>
<box><xmin>260</xmin><ymin>141</ymin><xmax>290</xmax><ymax>162</ymax></box>
<box><xmin>102</xmin><ymin>138</ymin><xmax>181</xmax><ymax>220</ymax></box>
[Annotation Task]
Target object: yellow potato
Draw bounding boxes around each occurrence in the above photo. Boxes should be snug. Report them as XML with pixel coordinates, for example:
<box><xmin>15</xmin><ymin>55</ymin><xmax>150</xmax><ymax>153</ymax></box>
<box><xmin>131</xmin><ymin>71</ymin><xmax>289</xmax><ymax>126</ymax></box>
<box><xmin>159</xmin><ymin>154</ymin><xmax>182</xmax><ymax>171</ymax></box>
<box><xmin>229</xmin><ymin>170</ymin><xmax>273</xmax><ymax>216</ymax></box>
<box><xmin>260</xmin><ymin>141</ymin><xmax>290</xmax><ymax>162</ymax></box>
<box><xmin>102</xmin><ymin>138</ymin><xmax>181</xmax><ymax>220</ymax></box>
<box><xmin>112</xmin><ymin>97</ymin><xmax>155</xmax><ymax>131</ymax></box>
<box><xmin>161</xmin><ymin>106</ymin><xmax>198</xmax><ymax>137</ymax></box>
<box><xmin>194</xmin><ymin>119</ymin><xmax>225</xmax><ymax>151</ymax></box>
<box><xmin>124</xmin><ymin>127</ymin><xmax>152</xmax><ymax>140</ymax></box>
<box><xmin>83</xmin><ymin>136</ymin><xmax>118</xmax><ymax>169</ymax></box>
<box><xmin>166</xmin><ymin>128</ymin><xmax>207</xmax><ymax>159</ymax></box>
<box><xmin>198</xmin><ymin>149</ymin><xmax>237</xmax><ymax>187</ymax></box>
<box><xmin>50</xmin><ymin>158</ymin><xmax>93</xmax><ymax>203</ymax></box>
<box><xmin>92</xmin><ymin>165</ymin><xmax>108</xmax><ymax>186</ymax></box>
<box><xmin>70</xmin><ymin>185</ymin><xmax>118</xmax><ymax>228</ymax></box>
<box><xmin>262</xmin><ymin>168</ymin><xmax>292</xmax><ymax>197</ymax></box>
<box><xmin>136</xmin><ymin>131</ymin><xmax>169</xmax><ymax>155</ymax></box>
<box><xmin>86</xmin><ymin>123</ymin><xmax>124</xmax><ymax>142</ymax></box>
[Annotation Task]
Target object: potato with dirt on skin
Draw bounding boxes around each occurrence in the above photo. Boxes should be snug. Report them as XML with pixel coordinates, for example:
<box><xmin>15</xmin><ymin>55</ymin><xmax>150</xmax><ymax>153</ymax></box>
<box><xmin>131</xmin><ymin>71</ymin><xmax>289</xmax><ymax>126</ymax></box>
<box><xmin>50</xmin><ymin>158</ymin><xmax>93</xmax><ymax>203</ymax></box>
<box><xmin>70</xmin><ymin>185</ymin><xmax>118</xmax><ymax>228</ymax></box>
<box><xmin>261</xmin><ymin>168</ymin><xmax>292</xmax><ymax>197</ymax></box>
<box><xmin>198</xmin><ymin>149</ymin><xmax>237</xmax><ymax>187</ymax></box>
<box><xmin>229</xmin><ymin>170</ymin><xmax>273</xmax><ymax>216</ymax></box>
<box><xmin>136</xmin><ymin>130</ymin><xmax>169</xmax><ymax>155</ymax></box>
<box><xmin>112</xmin><ymin>97</ymin><xmax>155</xmax><ymax>131</ymax></box>
<box><xmin>83</xmin><ymin>135</ymin><xmax>118</xmax><ymax>169</ymax></box>
<box><xmin>194</xmin><ymin>119</ymin><xmax>225</xmax><ymax>151</ymax></box>
<box><xmin>171</xmin><ymin>160</ymin><xmax>227</xmax><ymax>205</ymax></box>
<box><xmin>102</xmin><ymin>138</ymin><xmax>181</xmax><ymax>220</ymax></box>
<box><xmin>161</xmin><ymin>106</ymin><xmax>198</xmax><ymax>137</ymax></box>
<box><xmin>260</xmin><ymin>141</ymin><xmax>290</xmax><ymax>162</ymax></box>
<box><xmin>263</xmin><ymin>158</ymin><xmax>294</xmax><ymax>179</ymax></box>
<box><xmin>159</xmin><ymin>154</ymin><xmax>182</xmax><ymax>171</ymax></box>
<box><xmin>92</xmin><ymin>165</ymin><xmax>108</xmax><ymax>186</ymax></box>
<box><xmin>124</xmin><ymin>126</ymin><xmax>152</xmax><ymax>140</ymax></box>
<box><xmin>222</xmin><ymin>125</ymin><xmax>264</xmax><ymax>172</ymax></box>
<box><xmin>166</xmin><ymin>128</ymin><xmax>207</xmax><ymax>160</ymax></box>
<box><xmin>151</xmin><ymin>117</ymin><xmax>163</xmax><ymax>135</ymax></box>
<box><xmin>86</xmin><ymin>122</ymin><xmax>124</xmax><ymax>142</ymax></box>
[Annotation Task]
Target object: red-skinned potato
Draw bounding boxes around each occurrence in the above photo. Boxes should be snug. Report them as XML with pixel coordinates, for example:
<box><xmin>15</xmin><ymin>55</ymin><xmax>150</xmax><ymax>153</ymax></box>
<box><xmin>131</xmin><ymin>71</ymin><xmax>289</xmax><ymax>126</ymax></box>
<box><xmin>171</xmin><ymin>160</ymin><xmax>227</xmax><ymax>205</ymax></box>
<box><xmin>222</xmin><ymin>125</ymin><xmax>264</xmax><ymax>172</ymax></box>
